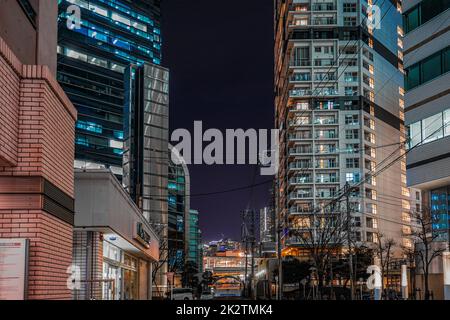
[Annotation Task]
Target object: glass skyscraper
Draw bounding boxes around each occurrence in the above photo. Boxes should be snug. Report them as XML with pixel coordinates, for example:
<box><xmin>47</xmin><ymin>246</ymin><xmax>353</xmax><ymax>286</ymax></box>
<box><xmin>167</xmin><ymin>149</ymin><xmax>191</xmax><ymax>275</ymax></box>
<box><xmin>188</xmin><ymin>209</ymin><xmax>203</xmax><ymax>272</ymax></box>
<box><xmin>57</xmin><ymin>0</ymin><xmax>162</xmax><ymax>173</ymax></box>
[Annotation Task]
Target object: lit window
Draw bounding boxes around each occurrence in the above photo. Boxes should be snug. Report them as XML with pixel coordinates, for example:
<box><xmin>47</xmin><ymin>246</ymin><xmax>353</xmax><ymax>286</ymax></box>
<box><xmin>89</xmin><ymin>4</ymin><xmax>108</xmax><ymax>17</ymax></box>
<box><xmin>66</xmin><ymin>49</ymin><xmax>87</xmax><ymax>62</ymax></box>
<box><xmin>112</xmin><ymin>12</ymin><xmax>131</xmax><ymax>26</ymax></box>
<box><xmin>132</xmin><ymin>21</ymin><xmax>147</xmax><ymax>32</ymax></box>
<box><xmin>109</xmin><ymin>139</ymin><xmax>123</xmax><ymax>149</ymax></box>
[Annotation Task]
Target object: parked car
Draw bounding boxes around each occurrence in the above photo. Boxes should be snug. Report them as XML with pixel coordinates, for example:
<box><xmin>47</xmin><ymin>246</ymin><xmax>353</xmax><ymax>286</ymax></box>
<box><xmin>200</xmin><ymin>288</ymin><xmax>214</xmax><ymax>300</ymax></box>
<box><xmin>169</xmin><ymin>288</ymin><xmax>194</xmax><ymax>300</ymax></box>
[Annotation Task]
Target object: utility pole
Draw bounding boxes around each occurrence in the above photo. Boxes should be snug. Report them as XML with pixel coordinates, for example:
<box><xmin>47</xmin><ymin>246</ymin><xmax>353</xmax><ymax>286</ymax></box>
<box><xmin>344</xmin><ymin>182</ymin><xmax>354</xmax><ymax>300</ymax></box>
<box><xmin>276</xmin><ymin>205</ymin><xmax>283</xmax><ymax>300</ymax></box>
<box><xmin>242</xmin><ymin>209</ymin><xmax>256</xmax><ymax>298</ymax></box>
<box><xmin>242</xmin><ymin>211</ymin><xmax>248</xmax><ymax>297</ymax></box>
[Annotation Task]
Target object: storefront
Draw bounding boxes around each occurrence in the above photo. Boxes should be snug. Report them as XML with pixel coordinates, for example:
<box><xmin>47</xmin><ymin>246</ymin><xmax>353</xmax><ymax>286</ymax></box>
<box><xmin>72</xmin><ymin>169</ymin><xmax>159</xmax><ymax>300</ymax></box>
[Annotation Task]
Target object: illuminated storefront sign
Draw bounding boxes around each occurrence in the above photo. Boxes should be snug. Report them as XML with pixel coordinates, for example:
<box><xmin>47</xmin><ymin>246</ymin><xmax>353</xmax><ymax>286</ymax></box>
<box><xmin>135</xmin><ymin>222</ymin><xmax>151</xmax><ymax>248</ymax></box>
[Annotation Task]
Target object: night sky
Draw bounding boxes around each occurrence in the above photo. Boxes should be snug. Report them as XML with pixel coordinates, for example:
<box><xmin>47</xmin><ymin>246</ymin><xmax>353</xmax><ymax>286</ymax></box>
<box><xmin>161</xmin><ymin>0</ymin><xmax>275</xmax><ymax>242</ymax></box>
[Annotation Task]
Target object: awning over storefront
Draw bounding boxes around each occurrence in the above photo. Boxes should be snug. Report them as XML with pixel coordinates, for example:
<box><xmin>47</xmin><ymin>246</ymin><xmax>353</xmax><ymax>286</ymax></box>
<box><xmin>74</xmin><ymin>169</ymin><xmax>159</xmax><ymax>262</ymax></box>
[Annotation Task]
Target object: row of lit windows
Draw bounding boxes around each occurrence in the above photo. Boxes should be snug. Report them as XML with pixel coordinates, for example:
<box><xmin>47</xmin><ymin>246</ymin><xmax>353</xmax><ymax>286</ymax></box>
<box><xmin>60</xmin><ymin>12</ymin><xmax>160</xmax><ymax>62</ymax></box>
<box><xmin>408</xmin><ymin>108</ymin><xmax>450</xmax><ymax>148</ymax></box>
<box><xmin>75</xmin><ymin>133</ymin><xmax>124</xmax><ymax>155</ymax></box>
<box><xmin>64</xmin><ymin>0</ymin><xmax>161</xmax><ymax>40</ymax></box>
<box><xmin>96</xmin><ymin>0</ymin><xmax>157</xmax><ymax>27</ymax></box>
<box><xmin>58</xmin><ymin>45</ymin><xmax>127</xmax><ymax>73</ymax></box>
<box><xmin>76</xmin><ymin>120</ymin><xmax>124</xmax><ymax>139</ymax></box>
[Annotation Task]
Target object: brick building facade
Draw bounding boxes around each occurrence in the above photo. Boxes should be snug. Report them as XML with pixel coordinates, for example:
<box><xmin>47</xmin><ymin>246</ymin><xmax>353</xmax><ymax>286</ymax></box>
<box><xmin>0</xmin><ymin>36</ymin><xmax>77</xmax><ymax>299</ymax></box>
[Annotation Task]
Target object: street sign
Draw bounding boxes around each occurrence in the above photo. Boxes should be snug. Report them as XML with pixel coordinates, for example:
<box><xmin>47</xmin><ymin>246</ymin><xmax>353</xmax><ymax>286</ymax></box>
<box><xmin>0</xmin><ymin>239</ymin><xmax>29</xmax><ymax>300</ymax></box>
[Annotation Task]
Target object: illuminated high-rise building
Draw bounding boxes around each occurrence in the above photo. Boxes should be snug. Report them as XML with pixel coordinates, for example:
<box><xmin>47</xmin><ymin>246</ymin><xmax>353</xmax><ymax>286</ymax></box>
<box><xmin>274</xmin><ymin>0</ymin><xmax>410</xmax><ymax>255</ymax></box>
<box><xmin>57</xmin><ymin>0</ymin><xmax>162</xmax><ymax>173</ymax></box>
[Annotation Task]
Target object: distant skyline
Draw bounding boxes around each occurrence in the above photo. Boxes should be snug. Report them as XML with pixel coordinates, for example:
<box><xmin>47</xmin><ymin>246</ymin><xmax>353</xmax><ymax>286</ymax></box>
<box><xmin>161</xmin><ymin>0</ymin><xmax>274</xmax><ymax>242</ymax></box>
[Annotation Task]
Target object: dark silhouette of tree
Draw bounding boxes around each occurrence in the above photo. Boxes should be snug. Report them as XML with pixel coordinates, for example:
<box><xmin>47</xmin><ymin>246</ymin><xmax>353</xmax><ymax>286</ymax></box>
<box><xmin>409</xmin><ymin>208</ymin><xmax>446</xmax><ymax>300</ymax></box>
<box><xmin>289</xmin><ymin>203</ymin><xmax>352</xmax><ymax>299</ymax></box>
<box><xmin>374</xmin><ymin>232</ymin><xmax>396</xmax><ymax>298</ymax></box>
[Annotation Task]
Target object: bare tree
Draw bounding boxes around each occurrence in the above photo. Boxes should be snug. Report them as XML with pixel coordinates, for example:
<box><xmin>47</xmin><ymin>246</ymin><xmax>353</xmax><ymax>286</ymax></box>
<box><xmin>401</xmin><ymin>243</ymin><xmax>418</xmax><ymax>299</ymax></box>
<box><xmin>374</xmin><ymin>232</ymin><xmax>396</xmax><ymax>298</ymax></box>
<box><xmin>410</xmin><ymin>208</ymin><xmax>446</xmax><ymax>300</ymax></box>
<box><xmin>289</xmin><ymin>202</ymin><xmax>352</xmax><ymax>299</ymax></box>
<box><xmin>151</xmin><ymin>223</ymin><xmax>170</xmax><ymax>298</ymax></box>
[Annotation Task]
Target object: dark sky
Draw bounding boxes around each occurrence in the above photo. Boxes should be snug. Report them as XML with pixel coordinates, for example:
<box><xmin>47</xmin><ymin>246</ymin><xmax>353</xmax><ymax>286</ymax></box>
<box><xmin>161</xmin><ymin>0</ymin><xmax>275</xmax><ymax>242</ymax></box>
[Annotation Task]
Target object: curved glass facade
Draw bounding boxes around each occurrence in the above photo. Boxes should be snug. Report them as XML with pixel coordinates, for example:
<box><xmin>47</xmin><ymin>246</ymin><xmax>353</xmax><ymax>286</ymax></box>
<box><xmin>57</xmin><ymin>0</ymin><xmax>162</xmax><ymax>170</ymax></box>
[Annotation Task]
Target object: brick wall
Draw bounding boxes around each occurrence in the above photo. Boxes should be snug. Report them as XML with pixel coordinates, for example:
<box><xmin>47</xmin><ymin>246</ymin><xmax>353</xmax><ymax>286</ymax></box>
<box><xmin>0</xmin><ymin>65</ymin><xmax>76</xmax><ymax>196</ymax></box>
<box><xmin>0</xmin><ymin>209</ymin><xmax>73</xmax><ymax>299</ymax></box>
<box><xmin>0</xmin><ymin>38</ymin><xmax>20</xmax><ymax>166</ymax></box>
<box><xmin>0</xmin><ymin>36</ymin><xmax>77</xmax><ymax>300</ymax></box>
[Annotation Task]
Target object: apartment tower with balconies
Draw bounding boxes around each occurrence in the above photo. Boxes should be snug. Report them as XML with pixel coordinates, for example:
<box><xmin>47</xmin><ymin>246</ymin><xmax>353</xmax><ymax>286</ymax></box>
<box><xmin>275</xmin><ymin>0</ymin><xmax>410</xmax><ymax>257</ymax></box>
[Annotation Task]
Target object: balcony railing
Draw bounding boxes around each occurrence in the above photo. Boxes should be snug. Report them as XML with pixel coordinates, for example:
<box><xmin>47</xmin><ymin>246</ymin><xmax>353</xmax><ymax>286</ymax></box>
<box><xmin>290</xmin><ymin>192</ymin><xmax>314</xmax><ymax>200</ymax></box>
<box><xmin>290</xmin><ymin>178</ymin><xmax>313</xmax><ymax>184</ymax></box>
<box><xmin>315</xmin><ymin>177</ymin><xmax>339</xmax><ymax>183</ymax></box>
<box><xmin>290</xmin><ymin>59</ymin><xmax>311</xmax><ymax>67</ymax></box>
<box><xmin>314</xmin><ymin>118</ymin><xmax>337</xmax><ymax>125</ymax></box>
<box><xmin>312</xmin><ymin>3</ymin><xmax>336</xmax><ymax>11</ymax></box>
<box><xmin>315</xmin><ymin>133</ymin><xmax>338</xmax><ymax>139</ymax></box>
<box><xmin>315</xmin><ymin>147</ymin><xmax>337</xmax><ymax>154</ymax></box>
<box><xmin>314</xmin><ymin>59</ymin><xmax>335</xmax><ymax>67</ymax></box>
<box><xmin>312</xmin><ymin>17</ymin><xmax>336</xmax><ymax>25</ymax></box>
<box><xmin>289</xmin><ymin>132</ymin><xmax>312</xmax><ymax>140</ymax></box>
<box><xmin>289</xmin><ymin>147</ymin><xmax>313</xmax><ymax>154</ymax></box>
<box><xmin>291</xmin><ymin>74</ymin><xmax>312</xmax><ymax>81</ymax></box>
<box><xmin>289</xmin><ymin>162</ymin><xmax>313</xmax><ymax>170</ymax></box>
<box><xmin>290</xmin><ymin>89</ymin><xmax>313</xmax><ymax>97</ymax></box>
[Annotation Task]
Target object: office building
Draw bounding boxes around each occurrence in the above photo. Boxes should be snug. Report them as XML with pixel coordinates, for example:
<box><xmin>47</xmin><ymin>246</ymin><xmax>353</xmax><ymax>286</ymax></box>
<box><xmin>274</xmin><ymin>0</ymin><xmax>410</xmax><ymax>255</ymax></box>
<box><xmin>188</xmin><ymin>209</ymin><xmax>203</xmax><ymax>272</ymax></box>
<box><xmin>57</xmin><ymin>0</ymin><xmax>162</xmax><ymax>172</ymax></box>
<box><xmin>259</xmin><ymin>207</ymin><xmax>276</xmax><ymax>256</ymax></box>
<box><xmin>167</xmin><ymin>146</ymin><xmax>191</xmax><ymax>283</ymax></box>
<box><xmin>404</xmin><ymin>0</ymin><xmax>450</xmax><ymax>242</ymax></box>
<box><xmin>122</xmin><ymin>62</ymin><xmax>170</xmax><ymax>292</ymax></box>
<box><xmin>0</xmin><ymin>1</ymin><xmax>77</xmax><ymax>299</ymax></box>
<box><xmin>403</xmin><ymin>0</ymin><xmax>450</xmax><ymax>300</ymax></box>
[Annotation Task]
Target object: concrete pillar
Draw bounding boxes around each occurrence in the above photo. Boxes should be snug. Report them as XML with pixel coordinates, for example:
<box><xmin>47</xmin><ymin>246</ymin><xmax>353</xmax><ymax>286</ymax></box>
<box><xmin>401</xmin><ymin>264</ymin><xmax>408</xmax><ymax>300</ymax></box>
<box><xmin>443</xmin><ymin>252</ymin><xmax>450</xmax><ymax>300</ymax></box>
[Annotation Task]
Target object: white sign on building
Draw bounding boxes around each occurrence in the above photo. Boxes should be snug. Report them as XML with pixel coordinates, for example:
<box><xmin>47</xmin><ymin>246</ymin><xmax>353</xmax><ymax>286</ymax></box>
<box><xmin>0</xmin><ymin>239</ymin><xmax>29</xmax><ymax>300</ymax></box>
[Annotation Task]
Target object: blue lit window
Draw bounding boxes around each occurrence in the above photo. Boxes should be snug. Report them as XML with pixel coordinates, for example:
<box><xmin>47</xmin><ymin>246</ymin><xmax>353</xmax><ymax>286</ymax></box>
<box><xmin>112</xmin><ymin>38</ymin><xmax>130</xmax><ymax>50</ymax></box>
<box><xmin>113</xmin><ymin>130</ymin><xmax>124</xmax><ymax>140</ymax></box>
<box><xmin>76</xmin><ymin>120</ymin><xmax>103</xmax><ymax>134</ymax></box>
<box><xmin>168</xmin><ymin>182</ymin><xmax>177</xmax><ymax>190</ymax></box>
<box><xmin>88</xmin><ymin>30</ymin><xmax>108</xmax><ymax>42</ymax></box>
<box><xmin>75</xmin><ymin>136</ymin><xmax>89</xmax><ymax>147</ymax></box>
<box><xmin>168</xmin><ymin>195</ymin><xmax>177</xmax><ymax>205</ymax></box>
